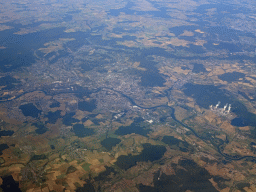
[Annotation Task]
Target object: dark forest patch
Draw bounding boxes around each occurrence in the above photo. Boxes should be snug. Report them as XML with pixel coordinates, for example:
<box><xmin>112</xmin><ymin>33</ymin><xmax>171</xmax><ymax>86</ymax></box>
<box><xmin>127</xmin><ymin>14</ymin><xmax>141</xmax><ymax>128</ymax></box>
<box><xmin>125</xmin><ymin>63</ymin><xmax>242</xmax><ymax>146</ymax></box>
<box><xmin>19</xmin><ymin>103</ymin><xmax>41</xmax><ymax>118</ymax></box>
<box><xmin>0</xmin><ymin>130</ymin><xmax>14</xmax><ymax>138</ymax></box>
<box><xmin>0</xmin><ymin>76</ymin><xmax>20</xmax><ymax>90</ymax></box>
<box><xmin>231</xmin><ymin>118</ymin><xmax>249</xmax><ymax>127</ymax></box>
<box><xmin>94</xmin><ymin>166</ymin><xmax>117</xmax><ymax>182</ymax></box>
<box><xmin>72</xmin><ymin>124</ymin><xmax>95</xmax><ymax>138</ymax></box>
<box><xmin>49</xmin><ymin>101</ymin><xmax>60</xmax><ymax>108</ymax></box>
<box><xmin>139</xmin><ymin>71</ymin><xmax>166</xmax><ymax>87</ymax></box>
<box><xmin>115</xmin><ymin>121</ymin><xmax>151</xmax><ymax>137</ymax></box>
<box><xmin>78</xmin><ymin>100</ymin><xmax>97</xmax><ymax>112</ymax></box>
<box><xmin>115</xmin><ymin>143</ymin><xmax>166</xmax><ymax>170</ymax></box>
<box><xmin>138</xmin><ymin>159</ymin><xmax>218</xmax><ymax>192</ymax></box>
<box><xmin>30</xmin><ymin>154</ymin><xmax>47</xmax><ymax>161</ymax></box>
<box><xmin>45</xmin><ymin>110</ymin><xmax>61</xmax><ymax>124</ymax></box>
<box><xmin>32</xmin><ymin>122</ymin><xmax>48</xmax><ymax>134</ymax></box>
<box><xmin>75</xmin><ymin>181</ymin><xmax>95</xmax><ymax>192</ymax></box>
<box><xmin>0</xmin><ymin>175</ymin><xmax>22</xmax><ymax>192</ymax></box>
<box><xmin>192</xmin><ymin>63</ymin><xmax>207</xmax><ymax>73</ymax></box>
<box><xmin>183</xmin><ymin>84</ymin><xmax>232</xmax><ymax>109</ymax></box>
<box><xmin>218</xmin><ymin>72</ymin><xmax>245</xmax><ymax>83</ymax></box>
<box><xmin>162</xmin><ymin>136</ymin><xmax>190</xmax><ymax>152</ymax></box>
<box><xmin>236</xmin><ymin>183</ymin><xmax>250</xmax><ymax>192</ymax></box>
<box><xmin>101</xmin><ymin>138</ymin><xmax>121</xmax><ymax>151</ymax></box>
<box><xmin>62</xmin><ymin>112</ymin><xmax>79</xmax><ymax>126</ymax></box>
<box><xmin>66</xmin><ymin>166</ymin><xmax>77</xmax><ymax>174</ymax></box>
<box><xmin>0</xmin><ymin>144</ymin><xmax>9</xmax><ymax>155</ymax></box>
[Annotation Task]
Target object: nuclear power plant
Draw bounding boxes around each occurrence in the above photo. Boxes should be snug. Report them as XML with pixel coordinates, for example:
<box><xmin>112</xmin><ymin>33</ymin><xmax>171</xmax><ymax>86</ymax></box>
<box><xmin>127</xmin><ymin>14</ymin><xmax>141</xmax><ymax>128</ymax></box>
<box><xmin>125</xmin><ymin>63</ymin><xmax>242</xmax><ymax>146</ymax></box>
<box><xmin>209</xmin><ymin>101</ymin><xmax>231</xmax><ymax>115</ymax></box>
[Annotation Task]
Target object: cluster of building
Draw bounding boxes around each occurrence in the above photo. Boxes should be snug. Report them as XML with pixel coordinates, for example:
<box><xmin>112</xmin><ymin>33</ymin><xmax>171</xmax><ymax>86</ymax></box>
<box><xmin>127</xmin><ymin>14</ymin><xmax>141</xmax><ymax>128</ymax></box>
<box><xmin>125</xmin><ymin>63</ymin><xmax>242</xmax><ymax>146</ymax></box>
<box><xmin>209</xmin><ymin>101</ymin><xmax>231</xmax><ymax>115</ymax></box>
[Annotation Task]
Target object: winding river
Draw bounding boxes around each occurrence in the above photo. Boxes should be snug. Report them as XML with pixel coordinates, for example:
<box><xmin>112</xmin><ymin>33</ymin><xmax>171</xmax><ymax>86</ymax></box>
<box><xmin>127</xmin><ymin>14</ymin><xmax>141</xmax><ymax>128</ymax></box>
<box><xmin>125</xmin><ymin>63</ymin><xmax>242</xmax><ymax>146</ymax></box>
<box><xmin>5</xmin><ymin>84</ymin><xmax>256</xmax><ymax>162</ymax></box>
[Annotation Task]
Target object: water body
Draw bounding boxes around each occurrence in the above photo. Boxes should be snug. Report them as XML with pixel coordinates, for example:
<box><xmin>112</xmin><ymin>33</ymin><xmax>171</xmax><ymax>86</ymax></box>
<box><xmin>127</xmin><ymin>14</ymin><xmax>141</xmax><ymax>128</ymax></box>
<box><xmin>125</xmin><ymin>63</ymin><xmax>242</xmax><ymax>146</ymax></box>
<box><xmin>19</xmin><ymin>103</ymin><xmax>41</xmax><ymax>118</ymax></box>
<box><xmin>32</xmin><ymin>122</ymin><xmax>48</xmax><ymax>135</ymax></box>
<box><xmin>78</xmin><ymin>100</ymin><xmax>97</xmax><ymax>112</ymax></box>
<box><xmin>45</xmin><ymin>110</ymin><xmax>61</xmax><ymax>124</ymax></box>
<box><xmin>62</xmin><ymin>112</ymin><xmax>79</xmax><ymax>126</ymax></box>
<box><xmin>138</xmin><ymin>159</ymin><xmax>218</xmax><ymax>192</ymax></box>
<box><xmin>218</xmin><ymin>72</ymin><xmax>245</xmax><ymax>82</ymax></box>
<box><xmin>72</xmin><ymin>124</ymin><xmax>95</xmax><ymax>138</ymax></box>
<box><xmin>0</xmin><ymin>144</ymin><xmax>9</xmax><ymax>155</ymax></box>
<box><xmin>101</xmin><ymin>138</ymin><xmax>121</xmax><ymax>151</ymax></box>
<box><xmin>0</xmin><ymin>175</ymin><xmax>22</xmax><ymax>192</ymax></box>
<box><xmin>115</xmin><ymin>143</ymin><xmax>166</xmax><ymax>170</ymax></box>
<box><xmin>114</xmin><ymin>121</ymin><xmax>151</xmax><ymax>136</ymax></box>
